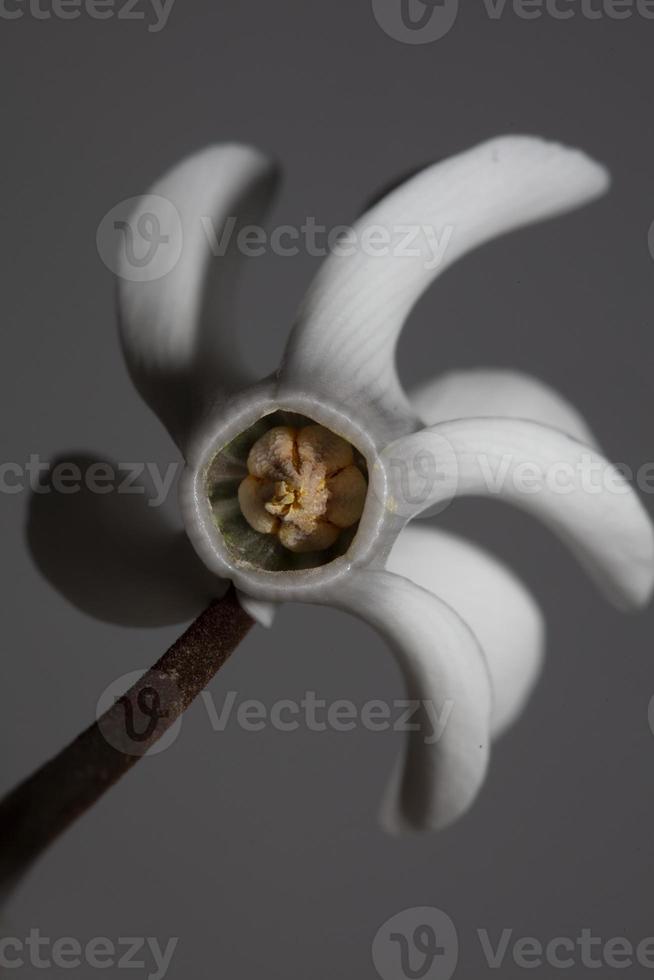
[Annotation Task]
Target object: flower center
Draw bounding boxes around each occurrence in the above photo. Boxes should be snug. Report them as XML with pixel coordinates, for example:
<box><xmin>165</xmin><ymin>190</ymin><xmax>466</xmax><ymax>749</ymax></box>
<box><xmin>238</xmin><ymin>424</ymin><xmax>367</xmax><ymax>553</ymax></box>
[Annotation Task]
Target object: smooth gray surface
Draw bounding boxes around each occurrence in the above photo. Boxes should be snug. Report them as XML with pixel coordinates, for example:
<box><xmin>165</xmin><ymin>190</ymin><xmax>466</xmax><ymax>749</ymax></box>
<box><xmin>1</xmin><ymin>2</ymin><xmax>653</xmax><ymax>977</ymax></box>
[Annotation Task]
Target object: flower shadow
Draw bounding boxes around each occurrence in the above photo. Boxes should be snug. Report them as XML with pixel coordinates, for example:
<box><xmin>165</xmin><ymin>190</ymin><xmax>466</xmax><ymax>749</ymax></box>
<box><xmin>26</xmin><ymin>453</ymin><xmax>218</xmax><ymax>628</ymax></box>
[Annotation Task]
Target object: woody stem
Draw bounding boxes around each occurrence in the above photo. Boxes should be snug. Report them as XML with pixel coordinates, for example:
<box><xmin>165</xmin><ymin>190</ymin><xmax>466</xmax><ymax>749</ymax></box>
<box><xmin>0</xmin><ymin>586</ymin><xmax>254</xmax><ymax>903</ymax></box>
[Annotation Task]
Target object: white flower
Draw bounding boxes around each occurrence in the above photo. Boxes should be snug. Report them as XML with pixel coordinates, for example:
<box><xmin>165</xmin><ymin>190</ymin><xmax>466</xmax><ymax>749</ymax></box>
<box><xmin>116</xmin><ymin>135</ymin><xmax>654</xmax><ymax>832</ymax></box>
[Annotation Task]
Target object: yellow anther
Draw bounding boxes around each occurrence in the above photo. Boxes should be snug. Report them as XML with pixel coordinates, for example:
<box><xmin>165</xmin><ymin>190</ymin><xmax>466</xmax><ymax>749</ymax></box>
<box><xmin>238</xmin><ymin>424</ymin><xmax>367</xmax><ymax>553</ymax></box>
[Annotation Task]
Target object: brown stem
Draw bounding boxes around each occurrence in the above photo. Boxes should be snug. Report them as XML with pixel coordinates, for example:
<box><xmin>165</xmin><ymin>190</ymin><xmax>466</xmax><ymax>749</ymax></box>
<box><xmin>0</xmin><ymin>586</ymin><xmax>254</xmax><ymax>901</ymax></box>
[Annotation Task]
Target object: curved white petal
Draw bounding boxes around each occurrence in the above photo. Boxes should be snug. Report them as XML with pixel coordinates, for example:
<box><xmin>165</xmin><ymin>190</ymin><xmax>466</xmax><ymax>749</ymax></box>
<box><xmin>387</xmin><ymin>525</ymin><xmax>545</xmax><ymax>737</ymax></box>
<box><xmin>117</xmin><ymin>144</ymin><xmax>279</xmax><ymax>449</ymax></box>
<box><xmin>411</xmin><ymin>369</ymin><xmax>596</xmax><ymax>446</ymax></box>
<box><xmin>326</xmin><ymin>569</ymin><xmax>491</xmax><ymax>832</ymax></box>
<box><xmin>383</xmin><ymin>419</ymin><xmax>654</xmax><ymax>610</ymax></box>
<box><xmin>278</xmin><ymin>136</ymin><xmax>609</xmax><ymax>444</ymax></box>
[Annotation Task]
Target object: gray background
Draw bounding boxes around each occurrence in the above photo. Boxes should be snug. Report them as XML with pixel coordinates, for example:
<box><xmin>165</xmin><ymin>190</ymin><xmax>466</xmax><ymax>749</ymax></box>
<box><xmin>1</xmin><ymin>1</ymin><xmax>653</xmax><ymax>977</ymax></box>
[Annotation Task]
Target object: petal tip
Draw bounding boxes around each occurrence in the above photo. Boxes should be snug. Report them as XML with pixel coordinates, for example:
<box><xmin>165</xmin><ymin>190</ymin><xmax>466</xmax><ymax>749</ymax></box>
<box><xmin>605</xmin><ymin>507</ymin><xmax>654</xmax><ymax>612</ymax></box>
<box><xmin>614</xmin><ymin>556</ymin><xmax>654</xmax><ymax>613</ymax></box>
<box><xmin>492</xmin><ymin>133</ymin><xmax>610</xmax><ymax>198</ymax></box>
<box><xmin>378</xmin><ymin>787</ymin><xmax>479</xmax><ymax>835</ymax></box>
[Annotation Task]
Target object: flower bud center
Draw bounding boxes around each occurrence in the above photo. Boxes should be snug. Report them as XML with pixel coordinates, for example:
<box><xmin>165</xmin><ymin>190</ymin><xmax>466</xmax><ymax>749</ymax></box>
<box><xmin>238</xmin><ymin>424</ymin><xmax>368</xmax><ymax>554</ymax></box>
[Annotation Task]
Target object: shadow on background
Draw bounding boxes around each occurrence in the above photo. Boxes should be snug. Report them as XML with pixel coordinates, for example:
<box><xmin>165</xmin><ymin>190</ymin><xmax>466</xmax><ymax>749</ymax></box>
<box><xmin>26</xmin><ymin>453</ymin><xmax>218</xmax><ymax>628</ymax></box>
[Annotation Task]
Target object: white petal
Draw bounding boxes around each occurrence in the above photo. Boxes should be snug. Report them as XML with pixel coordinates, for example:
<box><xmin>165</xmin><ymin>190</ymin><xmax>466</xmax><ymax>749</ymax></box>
<box><xmin>278</xmin><ymin>136</ymin><xmax>609</xmax><ymax>444</ymax></box>
<box><xmin>326</xmin><ymin>569</ymin><xmax>491</xmax><ymax>832</ymax></box>
<box><xmin>383</xmin><ymin>419</ymin><xmax>654</xmax><ymax>610</ymax></box>
<box><xmin>387</xmin><ymin>524</ymin><xmax>545</xmax><ymax>737</ymax></box>
<box><xmin>117</xmin><ymin>145</ymin><xmax>279</xmax><ymax>449</ymax></box>
<box><xmin>411</xmin><ymin>369</ymin><xmax>596</xmax><ymax>446</ymax></box>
